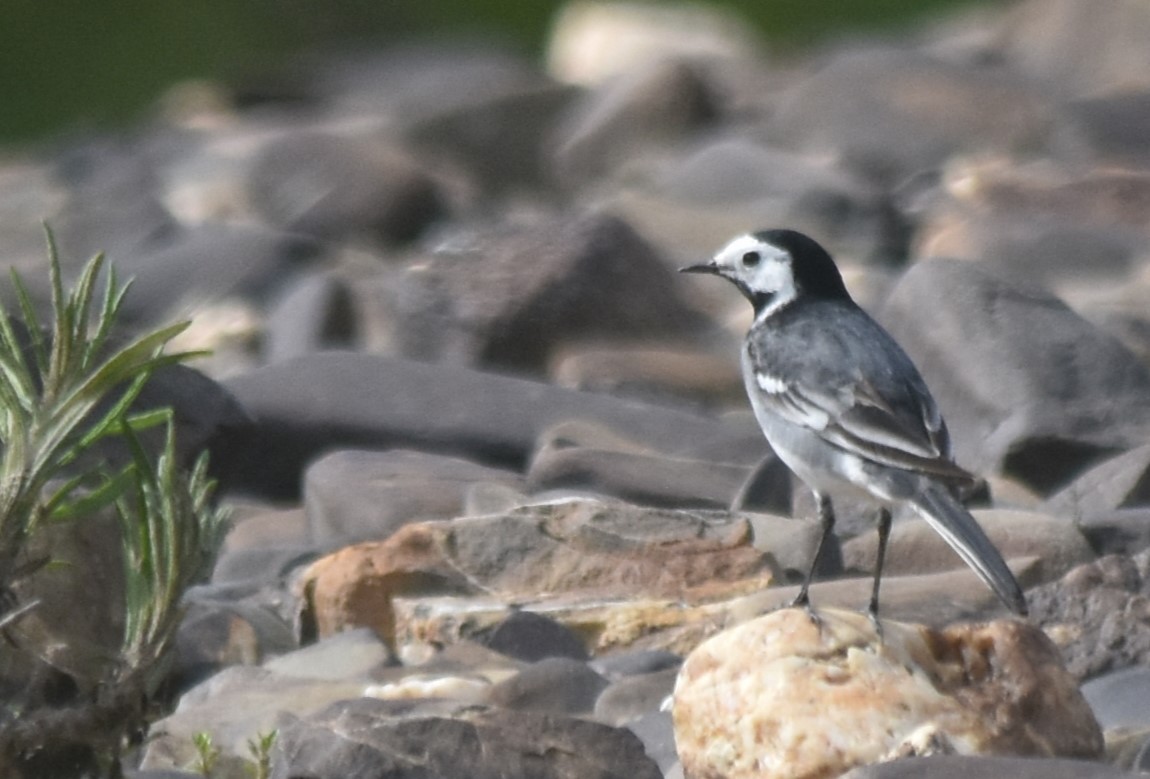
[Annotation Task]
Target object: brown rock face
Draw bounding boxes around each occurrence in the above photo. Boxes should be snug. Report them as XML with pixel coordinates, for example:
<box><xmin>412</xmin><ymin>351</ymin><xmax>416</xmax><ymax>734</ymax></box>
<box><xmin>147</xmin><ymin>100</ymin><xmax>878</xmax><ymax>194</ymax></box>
<box><xmin>673</xmin><ymin>609</ymin><xmax>1102</xmax><ymax>779</ymax></box>
<box><xmin>299</xmin><ymin>499</ymin><xmax>774</xmax><ymax>646</ymax></box>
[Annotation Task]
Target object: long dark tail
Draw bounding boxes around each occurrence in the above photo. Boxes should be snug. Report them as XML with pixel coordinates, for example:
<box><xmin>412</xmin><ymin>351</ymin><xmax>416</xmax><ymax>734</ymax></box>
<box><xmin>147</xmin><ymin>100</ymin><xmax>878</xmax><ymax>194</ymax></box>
<box><xmin>910</xmin><ymin>483</ymin><xmax>1028</xmax><ymax>616</ymax></box>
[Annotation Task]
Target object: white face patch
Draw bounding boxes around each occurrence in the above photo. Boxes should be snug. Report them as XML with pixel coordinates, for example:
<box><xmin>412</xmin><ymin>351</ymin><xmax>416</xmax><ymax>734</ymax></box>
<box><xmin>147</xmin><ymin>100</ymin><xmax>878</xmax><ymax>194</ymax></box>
<box><xmin>712</xmin><ymin>234</ymin><xmax>797</xmax><ymax>318</ymax></box>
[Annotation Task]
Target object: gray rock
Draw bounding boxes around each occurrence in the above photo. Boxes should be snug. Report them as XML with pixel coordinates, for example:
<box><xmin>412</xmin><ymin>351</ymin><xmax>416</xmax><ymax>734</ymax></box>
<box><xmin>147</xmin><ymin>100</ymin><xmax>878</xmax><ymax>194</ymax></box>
<box><xmin>593</xmin><ymin>668</ymin><xmax>677</xmax><ymax>725</ymax></box>
<box><xmin>1028</xmin><ymin>550</ymin><xmax>1150</xmax><ymax>680</ymax></box>
<box><xmin>263</xmin><ymin>271</ymin><xmax>355</xmax><ymax>363</ymax></box>
<box><xmin>841</xmin><ymin>754</ymin><xmax>1140</xmax><ymax>779</ymax></box>
<box><xmin>1077</xmin><ymin>508</ymin><xmax>1150</xmax><ymax>557</ymax></box>
<box><xmin>550</xmin><ymin>58</ymin><xmax>717</xmax><ymax>189</ymax></box>
<box><xmin>912</xmin><ymin>159</ymin><xmax>1150</xmax><ymax>292</ymax></box>
<box><xmin>175</xmin><ymin>598</ymin><xmax>296</xmax><ymax>686</ymax></box>
<box><xmin>51</xmin><ymin>134</ymin><xmax>176</xmax><ymax>264</ymax></box>
<box><xmin>1064</xmin><ymin>91</ymin><xmax>1150</xmax><ymax>165</ymax></box>
<box><xmin>998</xmin><ymin>0</ymin><xmax>1150</xmax><ymax>97</ymax></box>
<box><xmin>479</xmin><ymin>610</ymin><xmax>589</xmax><ymax>663</ymax></box>
<box><xmin>843</xmin><ymin>508</ymin><xmax>1094</xmax><ymax>586</ymax></box>
<box><xmin>263</xmin><ymin>626</ymin><xmax>390</xmax><ymax>680</ymax></box>
<box><xmin>1081</xmin><ymin>666</ymin><xmax>1150</xmax><ymax>729</ymax></box>
<box><xmin>388</xmin><ymin>211</ymin><xmax>705</xmax><ymax>371</ymax></box>
<box><xmin>269</xmin><ymin>697</ymin><xmax>663</xmax><ymax>779</ymax></box>
<box><xmin>212</xmin><ymin>503</ymin><xmax>313</xmax><ymax>585</ymax></box>
<box><xmin>650</xmin><ymin>137</ymin><xmax>888</xmax><ymax>260</ymax></box>
<box><xmin>1045</xmin><ymin>445</ymin><xmax>1150</xmax><ymax>518</ymax></box>
<box><xmin>303</xmin><ymin>449</ymin><xmax>525</xmax><ymax>548</ymax></box>
<box><xmin>487</xmin><ymin>657</ymin><xmax>609</xmax><ymax>715</ymax></box>
<box><xmin>879</xmin><ymin>259</ymin><xmax>1150</xmax><ymax>493</ymax></box>
<box><xmin>766</xmin><ymin>47</ymin><xmax>1053</xmax><ymax>183</ymax></box>
<box><xmin>220</xmin><ymin>352</ymin><xmax>766</xmax><ymax>499</ymax></box>
<box><xmin>527</xmin><ymin>441</ymin><xmax>750</xmax><ymax>509</ymax></box>
<box><xmin>625</xmin><ymin>711</ymin><xmax>678</xmax><ymax>774</ymax></box>
<box><xmin>548</xmin><ymin>342</ymin><xmax>744</xmax><ymax>408</ymax></box>
<box><xmin>590</xmin><ymin>650</ymin><xmax>682</xmax><ymax>680</ymax></box>
<box><xmin>140</xmin><ymin>666</ymin><xmax>369</xmax><ymax>774</ymax></box>
<box><xmin>247</xmin><ymin>133</ymin><xmax>444</xmax><ymax>244</ymax></box>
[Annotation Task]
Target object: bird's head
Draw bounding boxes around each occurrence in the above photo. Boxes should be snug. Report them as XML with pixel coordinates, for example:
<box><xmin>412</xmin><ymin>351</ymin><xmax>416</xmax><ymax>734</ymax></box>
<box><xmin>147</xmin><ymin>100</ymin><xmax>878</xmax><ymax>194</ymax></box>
<box><xmin>680</xmin><ymin>229</ymin><xmax>850</xmax><ymax>317</ymax></box>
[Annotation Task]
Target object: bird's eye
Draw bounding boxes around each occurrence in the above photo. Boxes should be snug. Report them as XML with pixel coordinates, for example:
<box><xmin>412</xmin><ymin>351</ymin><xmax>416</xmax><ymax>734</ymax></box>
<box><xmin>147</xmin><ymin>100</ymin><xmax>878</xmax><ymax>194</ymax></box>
<box><xmin>742</xmin><ymin>251</ymin><xmax>761</xmax><ymax>267</ymax></box>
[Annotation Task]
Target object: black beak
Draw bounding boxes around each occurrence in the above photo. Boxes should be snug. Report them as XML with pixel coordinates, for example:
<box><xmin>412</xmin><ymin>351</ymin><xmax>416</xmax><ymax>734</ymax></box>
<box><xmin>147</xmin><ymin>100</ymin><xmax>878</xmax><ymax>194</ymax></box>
<box><xmin>679</xmin><ymin>261</ymin><xmax>719</xmax><ymax>274</ymax></box>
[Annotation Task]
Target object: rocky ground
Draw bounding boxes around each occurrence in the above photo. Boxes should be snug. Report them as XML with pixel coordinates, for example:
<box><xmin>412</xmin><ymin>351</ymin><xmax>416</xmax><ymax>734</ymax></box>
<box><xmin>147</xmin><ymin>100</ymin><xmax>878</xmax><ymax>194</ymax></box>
<box><xmin>4</xmin><ymin>0</ymin><xmax>1150</xmax><ymax>777</ymax></box>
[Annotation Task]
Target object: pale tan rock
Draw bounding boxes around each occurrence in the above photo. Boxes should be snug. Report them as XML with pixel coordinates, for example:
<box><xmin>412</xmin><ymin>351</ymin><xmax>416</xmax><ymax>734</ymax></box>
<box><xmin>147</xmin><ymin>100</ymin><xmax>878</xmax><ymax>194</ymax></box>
<box><xmin>673</xmin><ymin>608</ymin><xmax>1103</xmax><ymax>779</ymax></box>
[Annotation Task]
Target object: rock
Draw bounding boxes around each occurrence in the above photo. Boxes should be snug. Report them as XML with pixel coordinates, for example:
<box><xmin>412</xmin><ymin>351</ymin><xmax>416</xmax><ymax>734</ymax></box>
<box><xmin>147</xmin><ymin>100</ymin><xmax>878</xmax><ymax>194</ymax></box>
<box><xmin>526</xmin><ymin>440</ymin><xmax>751</xmax><ymax>509</ymax></box>
<box><xmin>296</xmin><ymin>524</ymin><xmax>479</xmax><ymax>647</ymax></box>
<box><xmin>478</xmin><ymin>610</ymin><xmax>589</xmax><ymax>663</ymax></box>
<box><xmin>842</xmin><ymin>509</ymin><xmax>1095</xmax><ymax>585</ymax></box>
<box><xmin>593</xmin><ymin>667</ymin><xmax>677</xmax><ymax>725</ymax></box>
<box><xmin>262</xmin><ymin>271</ymin><xmax>355</xmax><ymax>363</ymax></box>
<box><xmin>220</xmin><ymin>352</ymin><xmax>766</xmax><ymax>499</ymax></box>
<box><xmin>175</xmin><ymin>597</ymin><xmax>296</xmax><ymax>686</ymax></box>
<box><xmin>1044</xmin><ymin>445</ymin><xmax>1150</xmax><ymax>518</ymax></box>
<box><xmin>247</xmin><ymin>132</ymin><xmax>444</xmax><ymax>244</ymax></box>
<box><xmin>1077</xmin><ymin>508</ymin><xmax>1150</xmax><ymax>557</ymax></box>
<box><xmin>745</xmin><ymin>512</ymin><xmax>842</xmax><ymax>581</ymax></box>
<box><xmin>673</xmin><ymin>608</ymin><xmax>1102</xmax><ymax>779</ymax></box>
<box><xmin>1081</xmin><ymin>666</ymin><xmax>1150</xmax><ymax>730</ymax></box>
<box><xmin>139</xmin><ymin>666</ymin><xmax>369</xmax><ymax>776</ymax></box>
<box><xmin>387</xmin><ymin>211</ymin><xmax>704</xmax><ymax>371</ymax></box>
<box><xmin>398</xmin><ymin>81</ymin><xmax>576</xmax><ymax>196</ymax></box>
<box><xmin>212</xmin><ymin>504</ymin><xmax>313</xmax><ymax>586</ymax></box>
<box><xmin>548</xmin><ymin>342</ymin><xmax>744</xmax><ymax>407</ymax></box>
<box><xmin>300</xmin><ymin>499</ymin><xmax>774</xmax><ymax>646</ymax></box>
<box><xmin>1027</xmin><ymin>550</ymin><xmax>1150</xmax><ymax>680</ymax></box>
<box><xmin>395</xmin><ymin>595</ymin><xmax>726</xmax><ymax>659</ymax></box>
<box><xmin>878</xmin><ymin>258</ymin><xmax>1150</xmax><ymax>493</ymax></box>
<box><xmin>262</xmin><ymin>627</ymin><xmax>390</xmax><ymax>680</ymax></box>
<box><xmin>546</xmin><ymin>1</ymin><xmax>762</xmax><ymax>86</ymax></box>
<box><xmin>486</xmin><ymin>657</ymin><xmax>609</xmax><ymax>715</ymax></box>
<box><xmin>51</xmin><ymin>134</ymin><xmax>176</xmax><ymax>265</ymax></box>
<box><xmin>840</xmin><ymin>754</ymin><xmax>1142</xmax><ymax>779</ymax></box>
<box><xmin>303</xmin><ymin>449</ymin><xmax>525</xmax><ymax>548</ymax></box>
<box><xmin>913</xmin><ymin>159</ymin><xmax>1150</xmax><ymax>295</ymax></box>
<box><xmin>638</xmin><ymin>137</ymin><xmax>889</xmax><ymax>263</ymax></box>
<box><xmin>591</xmin><ymin>649</ymin><xmax>682</xmax><ymax>680</ymax></box>
<box><xmin>740</xmin><ymin>562</ymin><xmax>1043</xmax><ymax>626</ymax></box>
<box><xmin>112</xmin><ymin>222</ymin><xmax>321</xmax><ymax>326</ymax></box>
<box><xmin>626</xmin><ymin>711</ymin><xmax>678</xmax><ymax>773</ymax></box>
<box><xmin>766</xmin><ymin>48</ymin><xmax>1053</xmax><ymax>184</ymax></box>
<box><xmin>549</xmin><ymin>58</ymin><xmax>717</xmax><ymax>189</ymax></box>
<box><xmin>269</xmin><ymin>698</ymin><xmax>663</xmax><ymax>779</ymax></box>
<box><xmin>1063</xmin><ymin>91</ymin><xmax>1150</xmax><ymax>166</ymax></box>
<box><xmin>999</xmin><ymin>0</ymin><xmax>1150</xmax><ymax>97</ymax></box>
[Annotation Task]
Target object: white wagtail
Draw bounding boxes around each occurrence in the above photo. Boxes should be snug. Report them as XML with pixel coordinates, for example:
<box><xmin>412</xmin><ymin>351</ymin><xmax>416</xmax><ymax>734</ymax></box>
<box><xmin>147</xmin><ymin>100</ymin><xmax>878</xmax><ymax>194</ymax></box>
<box><xmin>681</xmin><ymin>229</ymin><xmax>1027</xmax><ymax>619</ymax></box>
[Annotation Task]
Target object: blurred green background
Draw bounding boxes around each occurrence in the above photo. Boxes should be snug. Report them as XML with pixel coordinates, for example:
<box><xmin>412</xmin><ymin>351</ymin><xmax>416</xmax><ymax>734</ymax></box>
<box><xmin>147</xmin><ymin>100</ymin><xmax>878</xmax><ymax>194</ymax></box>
<box><xmin>1</xmin><ymin>0</ymin><xmax>996</xmax><ymax>144</ymax></box>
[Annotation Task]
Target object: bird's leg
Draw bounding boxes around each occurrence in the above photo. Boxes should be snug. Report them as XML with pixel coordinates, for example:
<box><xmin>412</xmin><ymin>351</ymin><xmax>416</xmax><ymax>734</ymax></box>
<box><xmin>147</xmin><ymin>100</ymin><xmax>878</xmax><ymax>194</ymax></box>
<box><xmin>790</xmin><ymin>492</ymin><xmax>834</xmax><ymax>625</ymax></box>
<box><xmin>867</xmin><ymin>507</ymin><xmax>892</xmax><ymax>639</ymax></box>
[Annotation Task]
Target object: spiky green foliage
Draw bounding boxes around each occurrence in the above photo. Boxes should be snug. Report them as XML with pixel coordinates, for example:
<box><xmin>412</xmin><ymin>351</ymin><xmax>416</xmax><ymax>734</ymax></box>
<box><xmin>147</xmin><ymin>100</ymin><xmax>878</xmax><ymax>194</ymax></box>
<box><xmin>0</xmin><ymin>228</ymin><xmax>193</xmax><ymax>602</ymax></box>
<box><xmin>118</xmin><ymin>415</ymin><xmax>228</xmax><ymax>678</ymax></box>
<box><xmin>0</xmin><ymin>228</ymin><xmax>228</xmax><ymax>775</ymax></box>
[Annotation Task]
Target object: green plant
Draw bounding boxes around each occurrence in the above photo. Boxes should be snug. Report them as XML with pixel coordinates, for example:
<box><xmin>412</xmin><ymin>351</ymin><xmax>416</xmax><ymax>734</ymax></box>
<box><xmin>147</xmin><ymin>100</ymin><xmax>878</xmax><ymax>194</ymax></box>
<box><xmin>0</xmin><ymin>230</ymin><xmax>229</xmax><ymax>775</ymax></box>
<box><xmin>246</xmin><ymin>729</ymin><xmax>277</xmax><ymax>779</ymax></box>
<box><xmin>192</xmin><ymin>731</ymin><xmax>221</xmax><ymax>778</ymax></box>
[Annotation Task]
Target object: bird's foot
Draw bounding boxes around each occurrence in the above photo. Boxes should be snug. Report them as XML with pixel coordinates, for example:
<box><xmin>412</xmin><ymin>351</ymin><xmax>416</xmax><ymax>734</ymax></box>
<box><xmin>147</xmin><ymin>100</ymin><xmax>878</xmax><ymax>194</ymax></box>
<box><xmin>789</xmin><ymin>590</ymin><xmax>822</xmax><ymax>630</ymax></box>
<box><xmin>865</xmin><ymin>604</ymin><xmax>885</xmax><ymax>643</ymax></box>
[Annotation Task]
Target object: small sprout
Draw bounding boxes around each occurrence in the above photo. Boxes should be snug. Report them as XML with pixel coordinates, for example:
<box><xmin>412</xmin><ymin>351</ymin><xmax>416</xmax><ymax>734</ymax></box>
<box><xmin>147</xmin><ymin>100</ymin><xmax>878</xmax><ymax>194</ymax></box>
<box><xmin>246</xmin><ymin>729</ymin><xmax>277</xmax><ymax>779</ymax></box>
<box><xmin>191</xmin><ymin>731</ymin><xmax>220</xmax><ymax>778</ymax></box>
